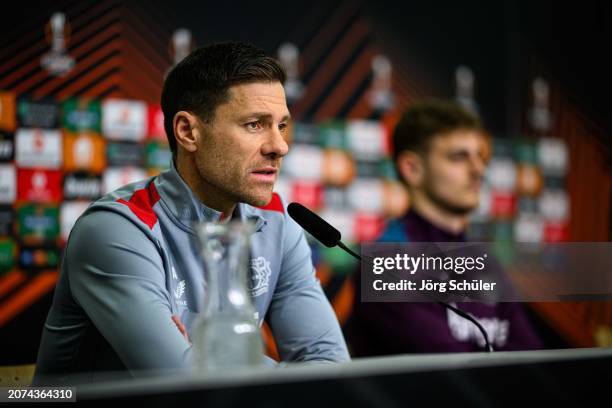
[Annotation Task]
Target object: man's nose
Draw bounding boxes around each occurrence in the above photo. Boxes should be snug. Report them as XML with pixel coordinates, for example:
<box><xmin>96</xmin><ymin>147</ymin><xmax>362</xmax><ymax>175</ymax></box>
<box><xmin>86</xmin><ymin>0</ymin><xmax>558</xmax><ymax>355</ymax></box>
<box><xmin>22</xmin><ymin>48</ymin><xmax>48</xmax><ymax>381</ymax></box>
<box><xmin>262</xmin><ymin>126</ymin><xmax>289</xmax><ymax>157</ymax></box>
<box><xmin>470</xmin><ymin>154</ymin><xmax>486</xmax><ymax>177</ymax></box>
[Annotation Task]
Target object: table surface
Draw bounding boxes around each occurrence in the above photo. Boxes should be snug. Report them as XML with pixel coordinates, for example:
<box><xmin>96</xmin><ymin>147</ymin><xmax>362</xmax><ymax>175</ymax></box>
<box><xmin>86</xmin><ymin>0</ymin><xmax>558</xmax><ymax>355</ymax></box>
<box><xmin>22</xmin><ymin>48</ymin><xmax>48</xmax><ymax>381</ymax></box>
<box><xmin>77</xmin><ymin>347</ymin><xmax>612</xmax><ymax>400</ymax></box>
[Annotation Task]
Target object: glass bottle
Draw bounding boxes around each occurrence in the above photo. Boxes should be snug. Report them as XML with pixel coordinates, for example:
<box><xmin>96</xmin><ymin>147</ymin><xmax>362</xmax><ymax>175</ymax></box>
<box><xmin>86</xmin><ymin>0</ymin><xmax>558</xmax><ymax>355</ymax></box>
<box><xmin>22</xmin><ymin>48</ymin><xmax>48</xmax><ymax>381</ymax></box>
<box><xmin>191</xmin><ymin>221</ymin><xmax>263</xmax><ymax>373</ymax></box>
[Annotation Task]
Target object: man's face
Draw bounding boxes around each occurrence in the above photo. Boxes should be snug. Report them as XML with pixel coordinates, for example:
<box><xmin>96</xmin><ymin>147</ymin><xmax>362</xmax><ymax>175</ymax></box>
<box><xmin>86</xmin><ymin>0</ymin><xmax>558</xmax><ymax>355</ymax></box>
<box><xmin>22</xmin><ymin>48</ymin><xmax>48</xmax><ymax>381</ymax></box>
<box><xmin>421</xmin><ymin>129</ymin><xmax>488</xmax><ymax>214</ymax></box>
<box><xmin>193</xmin><ymin>81</ymin><xmax>290</xmax><ymax>208</ymax></box>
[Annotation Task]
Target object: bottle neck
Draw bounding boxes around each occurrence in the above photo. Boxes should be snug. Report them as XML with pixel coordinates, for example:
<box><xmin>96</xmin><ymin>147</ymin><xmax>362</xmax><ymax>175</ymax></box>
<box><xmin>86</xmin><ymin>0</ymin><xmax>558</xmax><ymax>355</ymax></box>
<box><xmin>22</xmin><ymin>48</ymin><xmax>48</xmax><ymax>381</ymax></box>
<box><xmin>198</xmin><ymin>221</ymin><xmax>256</xmax><ymax>318</ymax></box>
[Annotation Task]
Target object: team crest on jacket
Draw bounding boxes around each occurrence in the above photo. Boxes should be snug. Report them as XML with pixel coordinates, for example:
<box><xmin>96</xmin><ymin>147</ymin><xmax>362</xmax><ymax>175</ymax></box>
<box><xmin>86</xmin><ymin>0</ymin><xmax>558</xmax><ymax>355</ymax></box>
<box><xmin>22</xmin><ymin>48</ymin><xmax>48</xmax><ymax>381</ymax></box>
<box><xmin>250</xmin><ymin>256</ymin><xmax>271</xmax><ymax>297</ymax></box>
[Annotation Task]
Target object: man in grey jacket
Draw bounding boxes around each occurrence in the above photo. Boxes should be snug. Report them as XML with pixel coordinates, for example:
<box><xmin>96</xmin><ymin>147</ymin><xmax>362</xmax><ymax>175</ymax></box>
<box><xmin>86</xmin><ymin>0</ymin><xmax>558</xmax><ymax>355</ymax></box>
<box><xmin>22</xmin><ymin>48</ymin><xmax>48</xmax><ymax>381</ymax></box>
<box><xmin>34</xmin><ymin>42</ymin><xmax>349</xmax><ymax>385</ymax></box>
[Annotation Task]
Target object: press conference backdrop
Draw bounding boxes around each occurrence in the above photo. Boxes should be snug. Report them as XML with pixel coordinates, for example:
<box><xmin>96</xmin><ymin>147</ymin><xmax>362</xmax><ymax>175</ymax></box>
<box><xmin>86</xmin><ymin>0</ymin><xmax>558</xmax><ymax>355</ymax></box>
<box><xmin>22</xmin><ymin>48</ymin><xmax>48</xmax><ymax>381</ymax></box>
<box><xmin>1</xmin><ymin>0</ymin><xmax>611</xmax><ymax>365</ymax></box>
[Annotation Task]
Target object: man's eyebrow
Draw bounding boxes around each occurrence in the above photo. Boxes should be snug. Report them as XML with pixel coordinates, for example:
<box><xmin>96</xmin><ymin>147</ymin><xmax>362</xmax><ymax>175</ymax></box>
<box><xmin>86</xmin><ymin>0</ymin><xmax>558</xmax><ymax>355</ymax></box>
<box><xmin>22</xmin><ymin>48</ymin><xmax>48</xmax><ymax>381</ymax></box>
<box><xmin>447</xmin><ymin>148</ymin><xmax>471</xmax><ymax>155</ymax></box>
<box><xmin>241</xmin><ymin>112</ymin><xmax>291</xmax><ymax>122</ymax></box>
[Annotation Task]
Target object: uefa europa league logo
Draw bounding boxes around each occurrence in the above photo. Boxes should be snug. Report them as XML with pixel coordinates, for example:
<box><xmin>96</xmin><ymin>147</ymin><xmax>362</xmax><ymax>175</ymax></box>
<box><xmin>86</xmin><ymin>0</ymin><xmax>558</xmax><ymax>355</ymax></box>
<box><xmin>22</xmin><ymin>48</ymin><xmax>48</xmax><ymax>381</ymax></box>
<box><xmin>530</xmin><ymin>78</ymin><xmax>552</xmax><ymax>132</ymax></box>
<box><xmin>455</xmin><ymin>65</ymin><xmax>479</xmax><ymax>116</ymax></box>
<box><xmin>368</xmin><ymin>55</ymin><xmax>395</xmax><ymax>112</ymax></box>
<box><xmin>41</xmin><ymin>12</ymin><xmax>75</xmax><ymax>76</ymax></box>
<box><xmin>164</xmin><ymin>28</ymin><xmax>195</xmax><ymax>77</ymax></box>
<box><xmin>171</xmin><ymin>28</ymin><xmax>195</xmax><ymax>66</ymax></box>
<box><xmin>277</xmin><ymin>42</ymin><xmax>304</xmax><ymax>104</ymax></box>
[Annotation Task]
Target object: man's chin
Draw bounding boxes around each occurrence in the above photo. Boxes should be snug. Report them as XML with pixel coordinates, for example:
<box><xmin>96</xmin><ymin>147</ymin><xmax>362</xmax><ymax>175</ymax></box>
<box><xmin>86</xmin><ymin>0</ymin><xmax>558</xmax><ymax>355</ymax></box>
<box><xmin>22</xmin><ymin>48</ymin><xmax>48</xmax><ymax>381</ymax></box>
<box><xmin>426</xmin><ymin>190</ymin><xmax>472</xmax><ymax>215</ymax></box>
<box><xmin>435</xmin><ymin>198</ymin><xmax>478</xmax><ymax>216</ymax></box>
<box><xmin>448</xmin><ymin>194</ymin><xmax>481</xmax><ymax>215</ymax></box>
<box><xmin>456</xmin><ymin>202</ymin><xmax>480</xmax><ymax>215</ymax></box>
<box><xmin>242</xmin><ymin>191</ymin><xmax>274</xmax><ymax>208</ymax></box>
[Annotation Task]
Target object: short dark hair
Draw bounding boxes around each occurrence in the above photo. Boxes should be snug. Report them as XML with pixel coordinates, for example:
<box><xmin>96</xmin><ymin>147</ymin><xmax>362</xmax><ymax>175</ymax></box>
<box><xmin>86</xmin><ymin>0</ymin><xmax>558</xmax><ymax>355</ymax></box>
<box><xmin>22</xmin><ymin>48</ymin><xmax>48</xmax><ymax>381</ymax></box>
<box><xmin>392</xmin><ymin>99</ymin><xmax>483</xmax><ymax>164</ymax></box>
<box><xmin>161</xmin><ymin>41</ymin><xmax>286</xmax><ymax>156</ymax></box>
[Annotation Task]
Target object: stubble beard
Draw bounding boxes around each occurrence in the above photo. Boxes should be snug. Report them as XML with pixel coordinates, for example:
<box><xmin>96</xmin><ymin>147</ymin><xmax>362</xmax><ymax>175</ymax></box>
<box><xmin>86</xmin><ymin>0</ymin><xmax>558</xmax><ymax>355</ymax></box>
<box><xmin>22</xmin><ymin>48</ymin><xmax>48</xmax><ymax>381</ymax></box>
<box><xmin>195</xmin><ymin>157</ymin><xmax>272</xmax><ymax>208</ymax></box>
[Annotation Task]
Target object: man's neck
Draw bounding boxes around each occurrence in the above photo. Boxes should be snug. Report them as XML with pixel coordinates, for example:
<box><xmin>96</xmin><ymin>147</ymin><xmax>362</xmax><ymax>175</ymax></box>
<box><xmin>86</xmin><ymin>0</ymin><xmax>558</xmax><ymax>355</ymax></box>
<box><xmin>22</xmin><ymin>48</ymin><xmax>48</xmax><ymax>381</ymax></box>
<box><xmin>175</xmin><ymin>155</ymin><xmax>237</xmax><ymax>217</ymax></box>
<box><xmin>409</xmin><ymin>191</ymin><xmax>468</xmax><ymax>235</ymax></box>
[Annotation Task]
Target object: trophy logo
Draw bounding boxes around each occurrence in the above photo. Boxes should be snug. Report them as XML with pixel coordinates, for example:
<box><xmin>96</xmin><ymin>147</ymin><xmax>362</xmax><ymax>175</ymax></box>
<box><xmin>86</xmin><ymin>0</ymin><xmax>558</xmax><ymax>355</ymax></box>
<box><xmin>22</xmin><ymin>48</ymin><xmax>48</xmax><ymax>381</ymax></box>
<box><xmin>41</xmin><ymin>12</ymin><xmax>75</xmax><ymax>76</ymax></box>
<box><xmin>277</xmin><ymin>42</ymin><xmax>304</xmax><ymax>104</ymax></box>
<box><xmin>170</xmin><ymin>28</ymin><xmax>195</xmax><ymax>67</ymax></box>
<box><xmin>455</xmin><ymin>65</ymin><xmax>479</xmax><ymax>115</ymax></box>
<box><xmin>530</xmin><ymin>78</ymin><xmax>552</xmax><ymax>132</ymax></box>
<box><xmin>368</xmin><ymin>55</ymin><xmax>395</xmax><ymax>112</ymax></box>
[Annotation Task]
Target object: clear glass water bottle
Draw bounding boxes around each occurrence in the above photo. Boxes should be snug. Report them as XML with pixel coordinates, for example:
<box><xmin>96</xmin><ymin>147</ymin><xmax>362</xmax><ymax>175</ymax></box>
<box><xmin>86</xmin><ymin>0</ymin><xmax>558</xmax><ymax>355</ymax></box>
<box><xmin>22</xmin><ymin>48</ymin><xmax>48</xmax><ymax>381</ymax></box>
<box><xmin>191</xmin><ymin>221</ymin><xmax>263</xmax><ymax>373</ymax></box>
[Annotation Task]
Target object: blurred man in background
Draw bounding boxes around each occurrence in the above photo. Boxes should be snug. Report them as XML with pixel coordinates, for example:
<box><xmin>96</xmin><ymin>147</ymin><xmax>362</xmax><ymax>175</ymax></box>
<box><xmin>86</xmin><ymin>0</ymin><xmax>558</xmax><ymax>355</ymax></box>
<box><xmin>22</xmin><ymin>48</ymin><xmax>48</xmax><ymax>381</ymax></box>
<box><xmin>349</xmin><ymin>100</ymin><xmax>542</xmax><ymax>354</ymax></box>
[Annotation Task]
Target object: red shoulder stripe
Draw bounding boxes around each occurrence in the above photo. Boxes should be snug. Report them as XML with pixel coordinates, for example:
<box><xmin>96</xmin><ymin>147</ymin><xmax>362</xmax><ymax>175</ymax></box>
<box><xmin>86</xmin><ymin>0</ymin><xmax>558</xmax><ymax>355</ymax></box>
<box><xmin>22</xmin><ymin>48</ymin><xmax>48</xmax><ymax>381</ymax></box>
<box><xmin>116</xmin><ymin>182</ymin><xmax>161</xmax><ymax>229</ymax></box>
<box><xmin>256</xmin><ymin>192</ymin><xmax>284</xmax><ymax>214</ymax></box>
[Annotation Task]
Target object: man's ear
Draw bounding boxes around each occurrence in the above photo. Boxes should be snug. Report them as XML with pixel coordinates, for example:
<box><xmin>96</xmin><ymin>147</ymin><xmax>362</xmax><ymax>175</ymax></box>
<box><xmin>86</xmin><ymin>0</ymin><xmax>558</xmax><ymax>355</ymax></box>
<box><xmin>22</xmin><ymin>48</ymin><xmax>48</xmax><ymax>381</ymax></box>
<box><xmin>173</xmin><ymin>111</ymin><xmax>200</xmax><ymax>154</ymax></box>
<box><xmin>397</xmin><ymin>150</ymin><xmax>424</xmax><ymax>187</ymax></box>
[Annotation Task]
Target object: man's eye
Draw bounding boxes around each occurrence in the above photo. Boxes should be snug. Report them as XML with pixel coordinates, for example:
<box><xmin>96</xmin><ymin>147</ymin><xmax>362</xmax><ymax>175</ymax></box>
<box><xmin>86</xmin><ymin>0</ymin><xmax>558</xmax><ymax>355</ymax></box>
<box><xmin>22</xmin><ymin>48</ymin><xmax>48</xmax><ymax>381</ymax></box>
<box><xmin>449</xmin><ymin>152</ymin><xmax>468</xmax><ymax>161</ymax></box>
<box><xmin>279</xmin><ymin>123</ymin><xmax>288</xmax><ymax>132</ymax></box>
<box><xmin>246</xmin><ymin>122</ymin><xmax>262</xmax><ymax>130</ymax></box>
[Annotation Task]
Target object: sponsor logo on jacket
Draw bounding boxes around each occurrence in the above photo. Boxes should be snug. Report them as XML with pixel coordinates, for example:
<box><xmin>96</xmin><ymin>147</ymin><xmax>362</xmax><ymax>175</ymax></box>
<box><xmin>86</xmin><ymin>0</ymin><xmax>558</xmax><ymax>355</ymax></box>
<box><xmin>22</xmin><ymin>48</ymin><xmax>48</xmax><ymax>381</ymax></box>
<box><xmin>250</xmin><ymin>256</ymin><xmax>271</xmax><ymax>297</ymax></box>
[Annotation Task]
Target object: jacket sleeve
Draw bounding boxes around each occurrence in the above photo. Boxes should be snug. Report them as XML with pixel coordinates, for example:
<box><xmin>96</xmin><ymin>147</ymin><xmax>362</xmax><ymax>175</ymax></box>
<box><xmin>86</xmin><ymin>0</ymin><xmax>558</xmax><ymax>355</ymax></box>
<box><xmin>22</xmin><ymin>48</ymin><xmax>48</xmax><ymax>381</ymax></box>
<box><xmin>265</xmin><ymin>208</ymin><xmax>350</xmax><ymax>363</ymax></box>
<box><xmin>66</xmin><ymin>210</ymin><xmax>192</xmax><ymax>375</ymax></box>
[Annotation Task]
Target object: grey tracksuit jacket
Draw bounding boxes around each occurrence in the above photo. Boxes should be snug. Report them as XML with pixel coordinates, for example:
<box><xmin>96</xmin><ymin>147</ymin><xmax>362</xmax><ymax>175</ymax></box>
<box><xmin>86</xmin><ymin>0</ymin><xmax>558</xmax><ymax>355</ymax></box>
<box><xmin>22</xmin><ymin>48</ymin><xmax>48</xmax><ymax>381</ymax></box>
<box><xmin>33</xmin><ymin>163</ymin><xmax>349</xmax><ymax>385</ymax></box>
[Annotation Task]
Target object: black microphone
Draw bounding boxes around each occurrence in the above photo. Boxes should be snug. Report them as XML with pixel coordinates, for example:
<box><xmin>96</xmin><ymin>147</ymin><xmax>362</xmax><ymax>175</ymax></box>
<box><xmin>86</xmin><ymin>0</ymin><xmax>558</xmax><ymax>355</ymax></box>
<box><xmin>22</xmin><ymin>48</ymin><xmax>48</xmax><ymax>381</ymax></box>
<box><xmin>287</xmin><ymin>202</ymin><xmax>361</xmax><ymax>260</ymax></box>
<box><xmin>287</xmin><ymin>201</ymin><xmax>493</xmax><ymax>353</ymax></box>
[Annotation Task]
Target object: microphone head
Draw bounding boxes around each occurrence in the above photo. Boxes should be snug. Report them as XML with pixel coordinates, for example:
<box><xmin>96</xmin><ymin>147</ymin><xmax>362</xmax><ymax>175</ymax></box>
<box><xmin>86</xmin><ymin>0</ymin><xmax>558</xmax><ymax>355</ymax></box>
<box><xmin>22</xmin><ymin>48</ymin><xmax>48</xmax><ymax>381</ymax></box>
<box><xmin>287</xmin><ymin>202</ymin><xmax>341</xmax><ymax>248</ymax></box>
